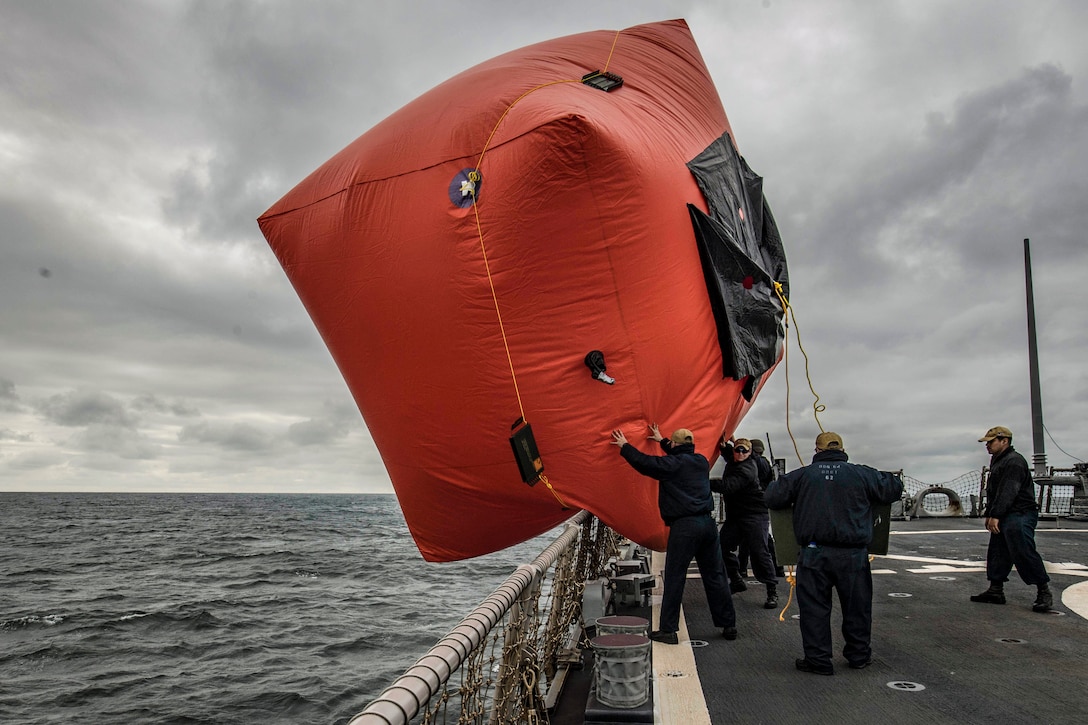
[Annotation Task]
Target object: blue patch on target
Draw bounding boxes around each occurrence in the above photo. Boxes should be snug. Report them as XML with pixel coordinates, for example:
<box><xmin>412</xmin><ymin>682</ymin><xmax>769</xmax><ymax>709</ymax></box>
<box><xmin>449</xmin><ymin>168</ymin><xmax>482</xmax><ymax>208</ymax></box>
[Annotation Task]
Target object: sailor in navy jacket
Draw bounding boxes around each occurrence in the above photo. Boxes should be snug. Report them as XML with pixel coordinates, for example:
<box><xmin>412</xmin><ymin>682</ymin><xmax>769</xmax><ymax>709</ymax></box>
<box><xmin>764</xmin><ymin>449</ymin><xmax>902</xmax><ymax>549</ymax></box>
<box><xmin>612</xmin><ymin>424</ymin><xmax>735</xmax><ymax>641</ymax></box>
<box><xmin>763</xmin><ymin>431</ymin><xmax>902</xmax><ymax>674</ymax></box>
<box><xmin>713</xmin><ymin>438</ymin><xmax>779</xmax><ymax>603</ymax></box>
<box><xmin>971</xmin><ymin>426</ymin><xmax>1051</xmax><ymax>611</ymax></box>
<box><xmin>618</xmin><ymin>434</ymin><xmax>714</xmax><ymax>525</ymax></box>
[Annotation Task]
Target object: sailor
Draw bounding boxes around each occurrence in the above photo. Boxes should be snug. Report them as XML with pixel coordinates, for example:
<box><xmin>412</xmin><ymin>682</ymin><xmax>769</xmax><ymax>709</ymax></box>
<box><xmin>714</xmin><ymin>437</ymin><xmax>779</xmax><ymax>609</ymax></box>
<box><xmin>611</xmin><ymin>424</ymin><xmax>737</xmax><ymax>643</ymax></box>
<box><xmin>750</xmin><ymin>439</ymin><xmax>776</xmax><ymax>487</ymax></box>
<box><xmin>764</xmin><ymin>431</ymin><xmax>903</xmax><ymax>675</ymax></box>
<box><xmin>970</xmin><ymin>426</ymin><xmax>1053</xmax><ymax>612</ymax></box>
<box><xmin>750</xmin><ymin>438</ymin><xmax>785</xmax><ymax>577</ymax></box>
<box><xmin>735</xmin><ymin>437</ymin><xmax>785</xmax><ymax>581</ymax></box>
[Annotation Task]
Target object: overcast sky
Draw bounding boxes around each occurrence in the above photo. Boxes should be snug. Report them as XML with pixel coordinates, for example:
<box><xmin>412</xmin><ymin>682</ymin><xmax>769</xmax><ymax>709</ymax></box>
<box><xmin>3</xmin><ymin>0</ymin><xmax>1086</xmax><ymax>496</ymax></box>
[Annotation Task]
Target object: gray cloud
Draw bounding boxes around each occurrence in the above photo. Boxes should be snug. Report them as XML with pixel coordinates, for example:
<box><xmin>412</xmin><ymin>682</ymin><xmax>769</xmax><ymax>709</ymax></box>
<box><xmin>131</xmin><ymin>393</ymin><xmax>201</xmax><ymax>417</ymax></box>
<box><xmin>287</xmin><ymin>400</ymin><xmax>359</xmax><ymax>446</ymax></box>
<box><xmin>178</xmin><ymin>420</ymin><xmax>275</xmax><ymax>452</ymax></box>
<box><xmin>5</xmin><ymin>450</ymin><xmax>68</xmax><ymax>473</ymax></box>
<box><xmin>38</xmin><ymin>391</ymin><xmax>139</xmax><ymax>429</ymax></box>
<box><xmin>0</xmin><ymin>378</ymin><xmax>21</xmax><ymax>413</ymax></box>
<box><xmin>287</xmin><ymin>418</ymin><xmax>350</xmax><ymax>447</ymax></box>
<box><xmin>69</xmin><ymin>424</ymin><xmax>160</xmax><ymax>460</ymax></box>
<box><xmin>0</xmin><ymin>429</ymin><xmax>33</xmax><ymax>443</ymax></box>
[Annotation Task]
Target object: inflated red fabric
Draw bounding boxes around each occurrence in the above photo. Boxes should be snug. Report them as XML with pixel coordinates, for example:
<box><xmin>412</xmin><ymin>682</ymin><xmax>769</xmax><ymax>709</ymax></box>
<box><xmin>259</xmin><ymin>19</ymin><xmax>773</xmax><ymax>561</ymax></box>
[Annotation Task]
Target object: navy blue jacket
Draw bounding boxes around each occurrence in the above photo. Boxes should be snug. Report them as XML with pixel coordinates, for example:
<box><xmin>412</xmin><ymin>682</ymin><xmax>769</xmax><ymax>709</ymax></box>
<box><xmin>711</xmin><ymin>457</ymin><xmax>766</xmax><ymax>517</ymax></box>
<box><xmin>754</xmin><ymin>455</ymin><xmax>774</xmax><ymax>489</ymax></box>
<box><xmin>764</xmin><ymin>450</ymin><xmax>903</xmax><ymax>547</ymax></box>
<box><xmin>620</xmin><ymin>441</ymin><xmax>714</xmax><ymax>525</ymax></box>
<box><xmin>984</xmin><ymin>446</ymin><xmax>1038</xmax><ymax>518</ymax></box>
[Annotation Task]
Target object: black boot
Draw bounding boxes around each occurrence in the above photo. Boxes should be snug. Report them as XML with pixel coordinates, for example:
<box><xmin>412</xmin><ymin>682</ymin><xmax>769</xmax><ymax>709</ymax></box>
<box><xmin>729</xmin><ymin>577</ymin><xmax>747</xmax><ymax>593</ymax></box>
<box><xmin>970</xmin><ymin>581</ymin><xmax>1005</xmax><ymax>605</ymax></box>
<box><xmin>1033</xmin><ymin>584</ymin><xmax>1053</xmax><ymax>613</ymax></box>
<box><xmin>764</xmin><ymin>584</ymin><xmax>778</xmax><ymax>609</ymax></box>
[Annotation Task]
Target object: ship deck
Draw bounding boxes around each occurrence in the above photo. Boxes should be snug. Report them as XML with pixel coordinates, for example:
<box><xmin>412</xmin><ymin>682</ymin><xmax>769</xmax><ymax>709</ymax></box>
<box><xmin>662</xmin><ymin>516</ymin><xmax>1088</xmax><ymax>724</ymax></box>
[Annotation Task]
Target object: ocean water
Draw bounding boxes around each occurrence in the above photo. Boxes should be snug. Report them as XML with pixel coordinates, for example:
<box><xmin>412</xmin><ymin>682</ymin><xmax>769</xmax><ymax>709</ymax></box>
<box><xmin>0</xmin><ymin>493</ymin><xmax>553</xmax><ymax>725</ymax></box>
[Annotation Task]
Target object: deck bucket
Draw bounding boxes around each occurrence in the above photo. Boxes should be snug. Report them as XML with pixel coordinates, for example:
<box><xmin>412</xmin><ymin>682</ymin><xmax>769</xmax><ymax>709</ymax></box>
<box><xmin>590</xmin><ymin>633</ymin><xmax>651</xmax><ymax>708</ymax></box>
<box><xmin>595</xmin><ymin>615</ymin><xmax>649</xmax><ymax>637</ymax></box>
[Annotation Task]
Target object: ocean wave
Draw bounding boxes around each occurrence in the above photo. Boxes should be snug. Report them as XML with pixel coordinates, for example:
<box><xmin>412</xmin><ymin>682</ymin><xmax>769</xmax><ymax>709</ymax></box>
<box><xmin>222</xmin><ymin>578</ymin><xmax>276</xmax><ymax>590</ymax></box>
<box><xmin>107</xmin><ymin>609</ymin><xmax>224</xmax><ymax>632</ymax></box>
<box><xmin>5</xmin><ymin>566</ymin><xmax>70</xmax><ymax>577</ymax></box>
<box><xmin>234</xmin><ymin>689</ymin><xmax>324</xmax><ymax>719</ymax></box>
<box><xmin>117</xmin><ymin>611</ymin><xmax>153</xmax><ymax>622</ymax></box>
<box><xmin>0</xmin><ymin>613</ymin><xmax>66</xmax><ymax>630</ymax></box>
<box><xmin>319</xmin><ymin>636</ymin><xmax>381</xmax><ymax>657</ymax></box>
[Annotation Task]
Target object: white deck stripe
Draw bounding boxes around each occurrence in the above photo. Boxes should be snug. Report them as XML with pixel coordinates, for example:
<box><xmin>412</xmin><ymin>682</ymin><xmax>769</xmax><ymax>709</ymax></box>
<box><xmin>890</xmin><ymin>528</ymin><xmax>1088</xmax><ymax>535</ymax></box>
<box><xmin>1062</xmin><ymin>580</ymin><xmax>1088</xmax><ymax>617</ymax></box>
<box><xmin>650</xmin><ymin>549</ymin><xmax>712</xmax><ymax>725</ymax></box>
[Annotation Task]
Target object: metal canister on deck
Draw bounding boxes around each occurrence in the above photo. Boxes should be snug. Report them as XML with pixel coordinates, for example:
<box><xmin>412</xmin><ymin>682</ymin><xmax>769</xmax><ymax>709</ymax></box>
<box><xmin>589</xmin><ymin>633</ymin><xmax>651</xmax><ymax>709</ymax></box>
<box><xmin>594</xmin><ymin>615</ymin><xmax>649</xmax><ymax>638</ymax></box>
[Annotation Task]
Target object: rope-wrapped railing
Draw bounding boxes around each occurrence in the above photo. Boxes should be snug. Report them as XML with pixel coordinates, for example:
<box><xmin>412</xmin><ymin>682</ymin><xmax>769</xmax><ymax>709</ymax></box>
<box><xmin>348</xmin><ymin>510</ymin><xmax>592</xmax><ymax>725</ymax></box>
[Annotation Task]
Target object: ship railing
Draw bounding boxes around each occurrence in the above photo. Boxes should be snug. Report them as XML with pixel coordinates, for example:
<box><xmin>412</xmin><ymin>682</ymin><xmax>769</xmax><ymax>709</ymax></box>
<box><xmin>347</xmin><ymin>510</ymin><xmax>619</xmax><ymax>725</ymax></box>
<box><xmin>1032</xmin><ymin>464</ymin><xmax>1087</xmax><ymax>517</ymax></box>
<box><xmin>901</xmin><ymin>471</ymin><xmax>982</xmax><ymax>517</ymax></box>
<box><xmin>975</xmin><ymin>466</ymin><xmax>1082</xmax><ymax>518</ymax></box>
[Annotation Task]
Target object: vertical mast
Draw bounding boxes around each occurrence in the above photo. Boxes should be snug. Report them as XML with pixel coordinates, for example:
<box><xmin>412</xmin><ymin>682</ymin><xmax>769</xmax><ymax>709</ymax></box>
<box><xmin>1024</xmin><ymin>238</ymin><xmax>1048</xmax><ymax>477</ymax></box>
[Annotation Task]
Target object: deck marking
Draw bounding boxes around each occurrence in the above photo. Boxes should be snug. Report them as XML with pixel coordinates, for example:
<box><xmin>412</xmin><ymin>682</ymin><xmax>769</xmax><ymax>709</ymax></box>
<box><xmin>882</xmin><ymin>553</ymin><xmax>984</xmax><ymax>566</ymax></box>
<box><xmin>651</xmin><ymin>550</ymin><xmax>713</xmax><ymax>725</ymax></box>
<box><xmin>888</xmin><ymin>681</ymin><xmax>926</xmax><ymax>691</ymax></box>
<box><xmin>1061</xmin><ymin>579</ymin><xmax>1088</xmax><ymax>618</ymax></box>
<box><xmin>882</xmin><ymin>554</ymin><xmax>1088</xmax><ymax>577</ymax></box>
<box><xmin>890</xmin><ymin>528</ymin><xmax>1088</xmax><ymax>535</ymax></box>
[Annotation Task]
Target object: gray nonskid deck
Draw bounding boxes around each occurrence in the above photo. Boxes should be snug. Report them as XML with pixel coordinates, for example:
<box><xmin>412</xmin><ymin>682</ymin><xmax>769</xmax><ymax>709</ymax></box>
<box><xmin>680</xmin><ymin>517</ymin><xmax>1088</xmax><ymax>725</ymax></box>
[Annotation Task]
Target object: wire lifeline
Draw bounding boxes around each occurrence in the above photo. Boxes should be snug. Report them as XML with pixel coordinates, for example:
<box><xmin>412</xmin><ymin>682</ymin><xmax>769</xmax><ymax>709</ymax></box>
<box><xmin>1043</xmin><ymin>422</ymin><xmax>1086</xmax><ymax>463</ymax></box>
<box><xmin>773</xmin><ymin>282</ymin><xmax>827</xmax><ymax>466</ymax></box>
<box><xmin>467</xmin><ymin>29</ymin><xmax>624</xmax><ymax>510</ymax></box>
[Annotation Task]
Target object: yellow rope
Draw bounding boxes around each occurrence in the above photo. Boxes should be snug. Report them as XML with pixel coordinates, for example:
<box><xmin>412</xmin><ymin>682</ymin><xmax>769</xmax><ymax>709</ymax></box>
<box><xmin>538</xmin><ymin>474</ymin><xmax>568</xmax><ymax>509</ymax></box>
<box><xmin>777</xmin><ymin>564</ymin><xmax>797</xmax><ymax>621</ymax></box>
<box><xmin>469</xmin><ymin>197</ymin><xmax>527</xmax><ymax>422</ymax></box>
<box><xmin>466</xmin><ymin>28</ymin><xmax>624</xmax><ymax>505</ymax></box>
<box><xmin>769</xmin><ymin>284</ymin><xmax>833</xmax><ymax>622</ymax></box>
<box><xmin>602</xmin><ymin>28</ymin><xmax>621</xmax><ymax>72</ymax></box>
<box><xmin>775</xmin><ymin>558</ymin><xmax>875</xmax><ymax>623</ymax></box>
<box><xmin>470</xmin><ymin>78</ymin><xmax>584</xmax><ymax>177</ymax></box>
<box><xmin>773</xmin><ymin>282</ymin><xmax>826</xmax><ymax>466</ymax></box>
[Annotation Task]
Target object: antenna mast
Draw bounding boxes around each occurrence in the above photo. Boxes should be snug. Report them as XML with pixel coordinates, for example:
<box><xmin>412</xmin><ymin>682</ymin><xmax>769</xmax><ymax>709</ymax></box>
<box><xmin>1024</xmin><ymin>238</ymin><xmax>1048</xmax><ymax>478</ymax></box>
